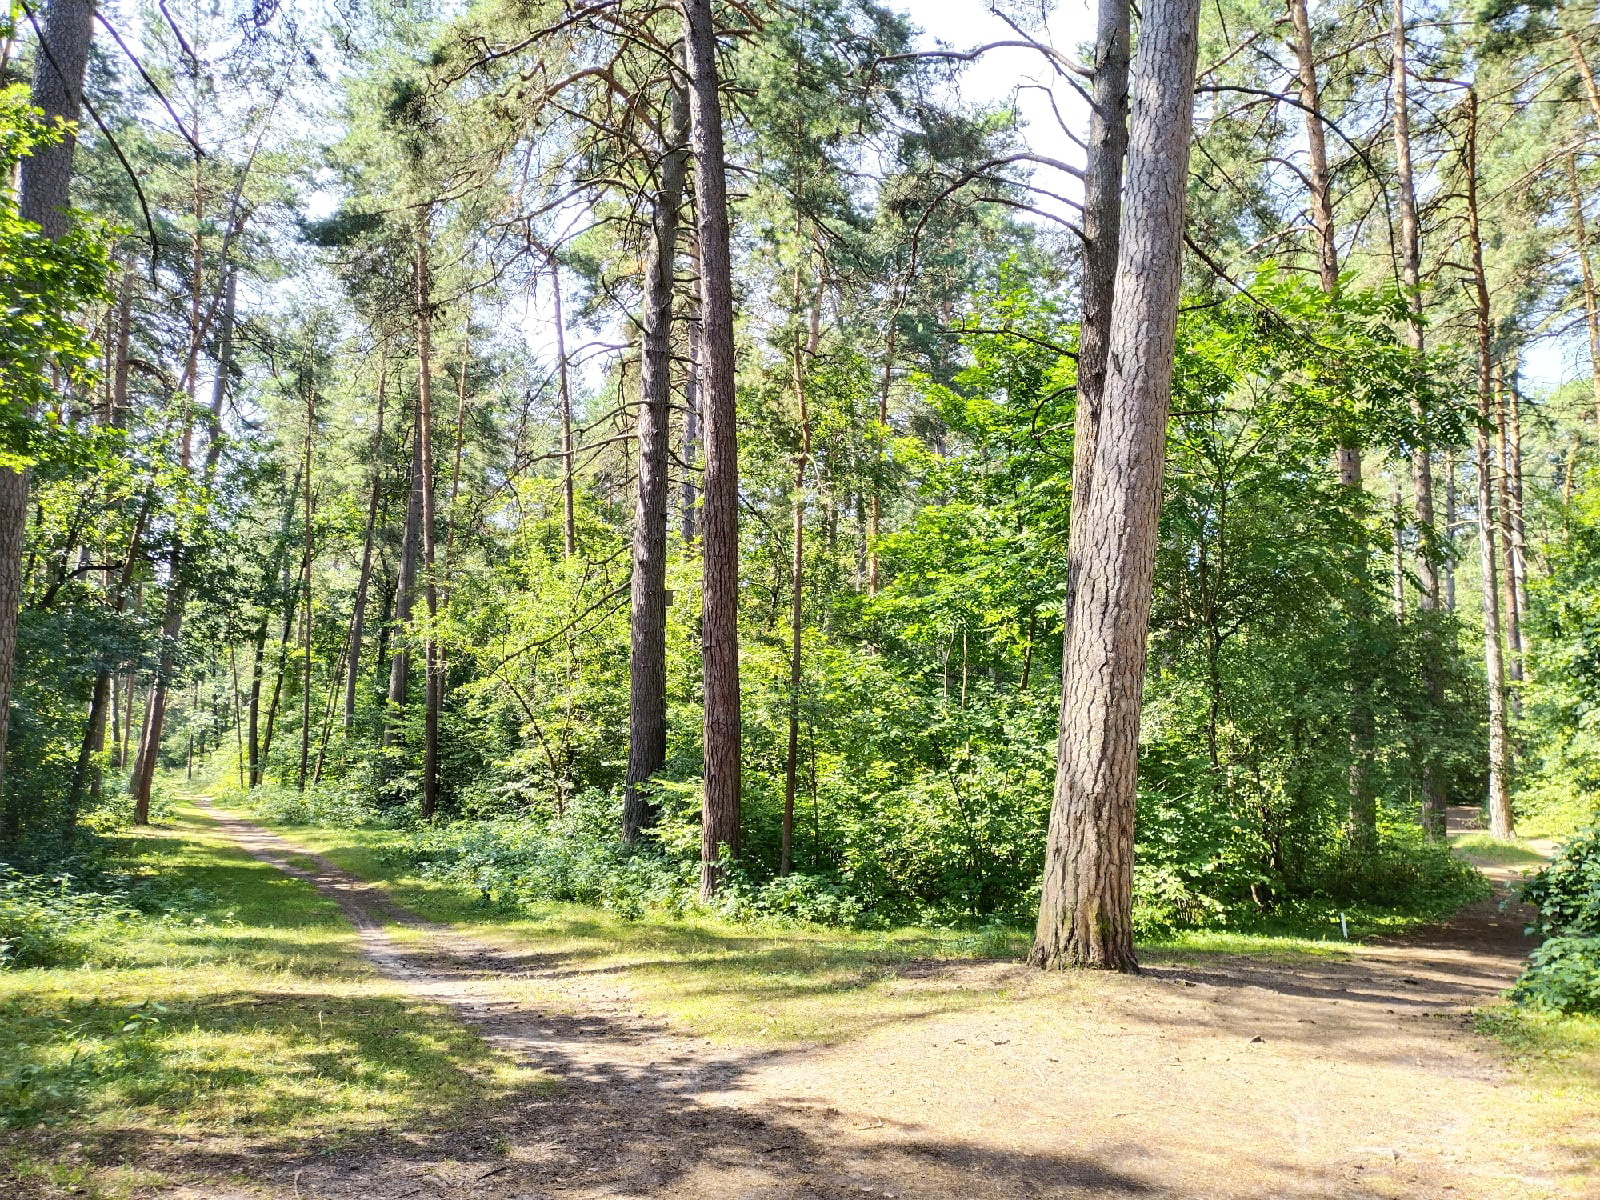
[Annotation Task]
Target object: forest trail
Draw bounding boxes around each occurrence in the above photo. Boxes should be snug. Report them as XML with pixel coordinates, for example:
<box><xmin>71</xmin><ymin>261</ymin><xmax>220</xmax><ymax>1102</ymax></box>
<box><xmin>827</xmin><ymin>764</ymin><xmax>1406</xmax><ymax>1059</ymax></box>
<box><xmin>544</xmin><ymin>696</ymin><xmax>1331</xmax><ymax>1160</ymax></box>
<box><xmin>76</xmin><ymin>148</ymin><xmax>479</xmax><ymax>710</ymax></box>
<box><xmin>185</xmin><ymin>796</ymin><xmax>1593</xmax><ymax>1200</ymax></box>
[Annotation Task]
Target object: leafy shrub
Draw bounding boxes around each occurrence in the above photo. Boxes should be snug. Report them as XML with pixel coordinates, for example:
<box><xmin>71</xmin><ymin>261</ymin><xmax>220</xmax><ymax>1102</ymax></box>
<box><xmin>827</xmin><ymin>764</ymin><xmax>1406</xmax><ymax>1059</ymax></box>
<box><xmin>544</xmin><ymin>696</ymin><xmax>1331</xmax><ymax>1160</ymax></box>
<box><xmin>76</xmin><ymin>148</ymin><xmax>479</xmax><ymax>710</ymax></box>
<box><xmin>1521</xmin><ymin>825</ymin><xmax>1600</xmax><ymax>938</ymax></box>
<box><xmin>1310</xmin><ymin>835</ymin><xmax>1492</xmax><ymax>916</ymax></box>
<box><xmin>0</xmin><ymin>867</ymin><xmax>134</xmax><ymax>968</ymax></box>
<box><xmin>248</xmin><ymin>780</ymin><xmax>402</xmax><ymax>830</ymax></box>
<box><xmin>1510</xmin><ymin>937</ymin><xmax>1600</xmax><ymax>1015</ymax></box>
<box><xmin>400</xmin><ymin>790</ymin><xmax>689</xmax><ymax>919</ymax></box>
<box><xmin>709</xmin><ymin>867</ymin><xmax>866</xmax><ymax>927</ymax></box>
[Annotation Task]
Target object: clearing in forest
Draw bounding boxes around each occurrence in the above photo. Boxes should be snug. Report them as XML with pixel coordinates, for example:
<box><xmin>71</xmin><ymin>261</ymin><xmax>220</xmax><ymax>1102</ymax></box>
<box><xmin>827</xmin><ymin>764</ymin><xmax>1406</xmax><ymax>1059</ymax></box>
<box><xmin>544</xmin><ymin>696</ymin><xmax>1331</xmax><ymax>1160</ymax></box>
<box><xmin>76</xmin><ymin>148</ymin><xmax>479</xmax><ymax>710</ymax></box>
<box><xmin>6</xmin><ymin>796</ymin><xmax>1587</xmax><ymax>1200</ymax></box>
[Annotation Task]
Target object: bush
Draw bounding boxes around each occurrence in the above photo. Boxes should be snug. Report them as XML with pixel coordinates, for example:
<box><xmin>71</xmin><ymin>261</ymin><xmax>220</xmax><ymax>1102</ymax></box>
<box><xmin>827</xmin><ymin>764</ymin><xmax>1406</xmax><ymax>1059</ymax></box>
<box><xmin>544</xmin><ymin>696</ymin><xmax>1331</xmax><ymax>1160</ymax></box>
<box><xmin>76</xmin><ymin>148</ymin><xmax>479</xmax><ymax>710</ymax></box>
<box><xmin>1521</xmin><ymin>826</ymin><xmax>1600</xmax><ymax>938</ymax></box>
<box><xmin>401</xmin><ymin>790</ymin><xmax>690</xmax><ymax>919</ymax></box>
<box><xmin>0</xmin><ymin>867</ymin><xmax>134</xmax><ymax>968</ymax></box>
<box><xmin>1510</xmin><ymin>937</ymin><xmax>1600</xmax><ymax>1015</ymax></box>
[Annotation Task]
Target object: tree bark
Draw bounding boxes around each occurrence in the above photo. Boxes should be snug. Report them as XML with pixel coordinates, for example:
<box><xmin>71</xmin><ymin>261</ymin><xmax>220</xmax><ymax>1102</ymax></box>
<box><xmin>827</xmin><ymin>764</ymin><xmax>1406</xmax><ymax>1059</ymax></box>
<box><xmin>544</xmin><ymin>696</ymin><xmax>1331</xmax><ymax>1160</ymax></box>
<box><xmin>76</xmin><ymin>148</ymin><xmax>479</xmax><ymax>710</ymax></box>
<box><xmin>1031</xmin><ymin>0</ymin><xmax>1202</xmax><ymax>971</ymax></box>
<box><xmin>553</xmin><ymin>259</ymin><xmax>577</xmax><ymax>560</ymax></box>
<box><xmin>1464</xmin><ymin>90</ymin><xmax>1514</xmax><ymax>841</ymax></box>
<box><xmin>682</xmin><ymin>0</ymin><xmax>742</xmax><ymax>898</ymax></box>
<box><xmin>623</xmin><ymin>83</ymin><xmax>690</xmax><ymax>842</ymax></box>
<box><xmin>782</xmin><ymin>286</ymin><xmax>819</xmax><ymax>878</ymax></box>
<box><xmin>1064</xmin><ymin>0</ymin><xmax>1131</xmax><ymax>636</ymax></box>
<box><xmin>0</xmin><ymin>0</ymin><xmax>96</xmax><ymax>839</ymax></box>
<box><xmin>296</xmin><ymin>381</ymin><xmax>316</xmax><ymax>791</ymax></box>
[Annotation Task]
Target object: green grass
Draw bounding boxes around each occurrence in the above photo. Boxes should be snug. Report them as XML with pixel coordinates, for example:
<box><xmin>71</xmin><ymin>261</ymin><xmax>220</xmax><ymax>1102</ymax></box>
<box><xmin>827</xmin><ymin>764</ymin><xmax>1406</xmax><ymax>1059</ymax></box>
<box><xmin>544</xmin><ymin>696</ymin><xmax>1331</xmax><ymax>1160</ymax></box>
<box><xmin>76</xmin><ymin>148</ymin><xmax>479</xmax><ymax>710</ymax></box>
<box><xmin>0</xmin><ymin>803</ymin><xmax>546</xmax><ymax>1199</ymax></box>
<box><xmin>223</xmin><ymin>810</ymin><xmax>1382</xmax><ymax>1046</ymax></box>
<box><xmin>1451</xmin><ymin>831</ymin><xmax>1552</xmax><ymax>869</ymax></box>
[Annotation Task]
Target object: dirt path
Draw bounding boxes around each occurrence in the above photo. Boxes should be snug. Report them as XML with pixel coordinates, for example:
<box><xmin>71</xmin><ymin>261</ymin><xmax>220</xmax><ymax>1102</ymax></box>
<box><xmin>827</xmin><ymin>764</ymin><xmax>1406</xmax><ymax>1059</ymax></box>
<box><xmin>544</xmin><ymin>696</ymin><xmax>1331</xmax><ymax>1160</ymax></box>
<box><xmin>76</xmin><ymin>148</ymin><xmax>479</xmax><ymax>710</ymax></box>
<box><xmin>186</xmin><ymin>798</ymin><xmax>1592</xmax><ymax>1200</ymax></box>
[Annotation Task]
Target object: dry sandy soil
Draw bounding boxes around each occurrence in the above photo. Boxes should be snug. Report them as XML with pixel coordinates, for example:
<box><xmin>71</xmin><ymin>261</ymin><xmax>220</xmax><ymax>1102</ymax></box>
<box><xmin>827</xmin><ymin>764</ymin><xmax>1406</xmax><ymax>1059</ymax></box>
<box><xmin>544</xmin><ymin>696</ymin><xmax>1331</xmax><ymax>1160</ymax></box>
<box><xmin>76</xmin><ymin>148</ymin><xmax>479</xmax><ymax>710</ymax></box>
<box><xmin>157</xmin><ymin>800</ymin><xmax>1592</xmax><ymax>1200</ymax></box>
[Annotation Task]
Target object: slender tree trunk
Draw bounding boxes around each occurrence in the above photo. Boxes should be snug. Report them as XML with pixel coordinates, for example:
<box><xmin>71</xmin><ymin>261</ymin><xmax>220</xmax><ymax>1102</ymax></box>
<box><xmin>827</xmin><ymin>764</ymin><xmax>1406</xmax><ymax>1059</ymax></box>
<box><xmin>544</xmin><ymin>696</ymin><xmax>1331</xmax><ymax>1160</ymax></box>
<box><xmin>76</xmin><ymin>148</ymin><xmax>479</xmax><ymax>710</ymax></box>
<box><xmin>682</xmin><ymin>272</ymin><xmax>701</xmax><ymax>544</ymax></box>
<box><xmin>623</xmin><ymin>84</ymin><xmax>690</xmax><ymax>842</ymax></box>
<box><xmin>1031</xmin><ymin>0</ymin><xmax>1202</xmax><ymax>971</ymax></box>
<box><xmin>386</xmin><ymin>411</ymin><xmax>423</xmax><ymax>746</ymax></box>
<box><xmin>414</xmin><ymin>221</ymin><xmax>442</xmax><ymax>819</ymax></box>
<box><xmin>1064</xmin><ymin>0</ymin><xmax>1131</xmax><ymax>636</ymax></box>
<box><xmin>553</xmin><ymin>259</ymin><xmax>577</xmax><ymax>560</ymax></box>
<box><xmin>345</xmin><ymin>347</ymin><xmax>387</xmax><ymax>731</ymax></box>
<box><xmin>1494</xmin><ymin>367</ymin><xmax>1523</xmax><ymax>715</ymax></box>
<box><xmin>260</xmin><ymin>555</ymin><xmax>303</xmax><ymax>782</ymax></box>
<box><xmin>782</xmin><ymin>289</ymin><xmax>819</xmax><ymax>878</ymax></box>
<box><xmin>1465</xmin><ymin>90</ymin><xmax>1515</xmax><ymax>840</ymax></box>
<box><xmin>1392</xmin><ymin>0</ymin><xmax>1440</xmax><ymax>609</ymax></box>
<box><xmin>0</xmin><ymin>0</ymin><xmax>96</xmax><ymax>840</ymax></box>
<box><xmin>1392</xmin><ymin>0</ymin><xmax>1449</xmax><ymax>835</ymax></box>
<box><xmin>683</xmin><ymin>0</ymin><xmax>742</xmax><ymax>898</ymax></box>
<box><xmin>1565</xmin><ymin>155</ymin><xmax>1600</xmax><ymax>430</ymax></box>
<box><xmin>296</xmin><ymin>388</ymin><xmax>315</xmax><ymax>791</ymax></box>
<box><xmin>1444</xmin><ymin>450</ymin><xmax>1458</xmax><ymax>611</ymax></box>
<box><xmin>867</xmin><ymin>319</ymin><xmax>894</xmax><ymax>596</ymax></box>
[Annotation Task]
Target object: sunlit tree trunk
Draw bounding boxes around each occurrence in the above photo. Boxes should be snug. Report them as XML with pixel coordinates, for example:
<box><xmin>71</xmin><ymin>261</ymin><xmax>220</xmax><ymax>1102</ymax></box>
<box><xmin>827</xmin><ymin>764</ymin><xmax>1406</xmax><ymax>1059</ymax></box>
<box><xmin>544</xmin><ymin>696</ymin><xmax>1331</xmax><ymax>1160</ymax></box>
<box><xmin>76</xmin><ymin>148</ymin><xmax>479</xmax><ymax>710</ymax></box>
<box><xmin>1064</xmin><ymin>0</ymin><xmax>1130</xmax><ymax>636</ymax></box>
<box><xmin>1031</xmin><ymin>0</ymin><xmax>1202</xmax><ymax>971</ymax></box>
<box><xmin>385</xmin><ymin>408</ymin><xmax>422</xmax><ymax>747</ymax></box>
<box><xmin>683</xmin><ymin>0</ymin><xmax>741</xmax><ymax>897</ymax></box>
<box><xmin>1565</xmin><ymin>155</ymin><xmax>1600</xmax><ymax>430</ymax></box>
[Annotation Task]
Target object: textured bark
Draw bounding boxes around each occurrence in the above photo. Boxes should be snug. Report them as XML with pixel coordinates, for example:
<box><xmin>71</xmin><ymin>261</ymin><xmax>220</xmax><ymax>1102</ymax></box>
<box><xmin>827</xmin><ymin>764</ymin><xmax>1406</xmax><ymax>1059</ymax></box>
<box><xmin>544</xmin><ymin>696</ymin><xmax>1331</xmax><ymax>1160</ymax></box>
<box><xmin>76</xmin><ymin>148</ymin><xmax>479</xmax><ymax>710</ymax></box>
<box><xmin>1031</xmin><ymin>0</ymin><xmax>1201</xmax><ymax>972</ymax></box>
<box><xmin>1464</xmin><ymin>91</ymin><xmax>1514</xmax><ymax>841</ymax></box>
<box><xmin>683</xmin><ymin>0</ymin><xmax>742</xmax><ymax>898</ymax></box>
<box><xmin>623</xmin><ymin>85</ymin><xmax>690</xmax><ymax>842</ymax></box>
<box><xmin>0</xmin><ymin>0</ymin><xmax>96</xmax><ymax>839</ymax></box>
<box><xmin>1064</xmin><ymin>0</ymin><xmax>1131</xmax><ymax>636</ymax></box>
<box><xmin>682</xmin><ymin>239</ymin><xmax>702</xmax><ymax>545</ymax></box>
<box><xmin>345</xmin><ymin>350</ymin><xmax>387</xmax><ymax>730</ymax></box>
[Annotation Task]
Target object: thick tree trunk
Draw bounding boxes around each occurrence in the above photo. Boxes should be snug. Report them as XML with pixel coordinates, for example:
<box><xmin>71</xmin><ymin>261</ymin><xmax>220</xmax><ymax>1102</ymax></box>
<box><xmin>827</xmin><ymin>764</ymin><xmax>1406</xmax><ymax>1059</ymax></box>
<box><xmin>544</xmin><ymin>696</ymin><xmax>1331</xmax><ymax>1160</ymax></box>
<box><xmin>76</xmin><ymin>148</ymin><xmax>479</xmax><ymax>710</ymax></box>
<box><xmin>682</xmin><ymin>0</ymin><xmax>742</xmax><ymax>898</ymax></box>
<box><xmin>623</xmin><ymin>85</ymin><xmax>690</xmax><ymax>842</ymax></box>
<box><xmin>1465</xmin><ymin>91</ymin><xmax>1514</xmax><ymax>841</ymax></box>
<box><xmin>1064</xmin><ymin>0</ymin><xmax>1131</xmax><ymax>635</ymax></box>
<box><xmin>1031</xmin><ymin>0</ymin><xmax>1201</xmax><ymax>971</ymax></box>
<box><xmin>0</xmin><ymin>0</ymin><xmax>97</xmax><ymax>839</ymax></box>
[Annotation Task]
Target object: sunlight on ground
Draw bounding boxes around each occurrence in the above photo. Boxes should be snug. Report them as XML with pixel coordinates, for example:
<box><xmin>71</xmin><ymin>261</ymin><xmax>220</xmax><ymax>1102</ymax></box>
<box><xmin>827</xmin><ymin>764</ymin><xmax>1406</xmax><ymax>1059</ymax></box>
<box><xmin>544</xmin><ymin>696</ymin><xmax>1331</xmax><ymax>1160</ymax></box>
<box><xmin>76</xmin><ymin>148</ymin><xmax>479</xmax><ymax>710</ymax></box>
<box><xmin>0</xmin><ymin>808</ymin><xmax>547</xmax><ymax>1198</ymax></box>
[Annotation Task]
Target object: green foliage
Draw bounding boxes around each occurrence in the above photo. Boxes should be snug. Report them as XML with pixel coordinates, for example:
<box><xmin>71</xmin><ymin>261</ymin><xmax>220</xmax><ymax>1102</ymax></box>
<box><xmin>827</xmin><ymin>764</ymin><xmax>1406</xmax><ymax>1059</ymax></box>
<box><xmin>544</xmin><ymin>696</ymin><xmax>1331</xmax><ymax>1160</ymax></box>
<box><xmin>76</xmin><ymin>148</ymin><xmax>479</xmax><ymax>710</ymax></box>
<box><xmin>0</xmin><ymin>868</ymin><xmax>133</xmax><ymax>969</ymax></box>
<box><xmin>1521</xmin><ymin>826</ymin><xmax>1600</xmax><ymax>938</ymax></box>
<box><xmin>1510</xmin><ymin>938</ymin><xmax>1600</xmax><ymax>1015</ymax></box>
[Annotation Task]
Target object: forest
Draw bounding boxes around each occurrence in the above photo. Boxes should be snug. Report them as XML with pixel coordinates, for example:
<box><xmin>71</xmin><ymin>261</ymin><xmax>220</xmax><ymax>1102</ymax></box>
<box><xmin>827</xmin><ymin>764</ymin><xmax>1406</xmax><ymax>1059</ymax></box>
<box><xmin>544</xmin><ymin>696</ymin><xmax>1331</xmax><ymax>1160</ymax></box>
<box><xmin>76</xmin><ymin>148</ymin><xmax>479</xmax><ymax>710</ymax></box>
<box><xmin>3</xmin><ymin>0</ymin><xmax>1600</xmax><ymax>1195</ymax></box>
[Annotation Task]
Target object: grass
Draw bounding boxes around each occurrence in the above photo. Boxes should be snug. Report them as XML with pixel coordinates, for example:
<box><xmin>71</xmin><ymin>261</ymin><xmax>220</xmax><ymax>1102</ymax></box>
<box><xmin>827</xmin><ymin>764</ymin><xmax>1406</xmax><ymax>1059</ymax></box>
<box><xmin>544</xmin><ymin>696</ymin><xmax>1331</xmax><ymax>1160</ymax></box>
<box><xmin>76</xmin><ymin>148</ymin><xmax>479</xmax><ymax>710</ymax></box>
<box><xmin>1451</xmin><ymin>831</ymin><xmax>1553</xmax><ymax>869</ymax></box>
<box><xmin>219</xmin><ymin>808</ymin><xmax>1378</xmax><ymax>1048</ymax></box>
<box><xmin>1477</xmin><ymin>1006</ymin><xmax>1600</xmax><ymax>1171</ymax></box>
<box><xmin>0</xmin><ymin>802</ymin><xmax>547</xmax><ymax>1199</ymax></box>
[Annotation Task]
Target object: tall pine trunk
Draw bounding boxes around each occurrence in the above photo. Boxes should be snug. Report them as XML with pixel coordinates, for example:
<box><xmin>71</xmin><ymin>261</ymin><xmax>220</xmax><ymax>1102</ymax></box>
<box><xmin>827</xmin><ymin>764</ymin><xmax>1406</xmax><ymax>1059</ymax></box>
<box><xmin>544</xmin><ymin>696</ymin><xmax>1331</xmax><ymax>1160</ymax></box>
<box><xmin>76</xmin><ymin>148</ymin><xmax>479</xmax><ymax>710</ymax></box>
<box><xmin>682</xmin><ymin>0</ymin><xmax>741</xmax><ymax>898</ymax></box>
<box><xmin>1031</xmin><ymin>0</ymin><xmax>1202</xmax><ymax>971</ymax></box>
<box><xmin>1064</xmin><ymin>0</ymin><xmax>1130</xmax><ymax>635</ymax></box>
<box><xmin>1464</xmin><ymin>90</ymin><xmax>1515</xmax><ymax>840</ymax></box>
<box><xmin>345</xmin><ymin>348</ymin><xmax>387</xmax><ymax>731</ymax></box>
<box><xmin>415</xmin><ymin>220</ymin><xmax>442</xmax><ymax>819</ymax></box>
<box><xmin>623</xmin><ymin>83</ymin><xmax>690</xmax><ymax>842</ymax></box>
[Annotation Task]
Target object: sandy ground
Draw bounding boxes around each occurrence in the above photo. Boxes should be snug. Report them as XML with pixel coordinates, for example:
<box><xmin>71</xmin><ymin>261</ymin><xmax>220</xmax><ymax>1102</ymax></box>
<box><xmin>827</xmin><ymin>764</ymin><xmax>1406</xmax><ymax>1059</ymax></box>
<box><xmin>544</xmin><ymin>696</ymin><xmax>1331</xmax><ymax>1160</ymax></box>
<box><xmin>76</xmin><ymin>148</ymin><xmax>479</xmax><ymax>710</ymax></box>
<box><xmin>157</xmin><ymin>799</ymin><xmax>1593</xmax><ymax>1200</ymax></box>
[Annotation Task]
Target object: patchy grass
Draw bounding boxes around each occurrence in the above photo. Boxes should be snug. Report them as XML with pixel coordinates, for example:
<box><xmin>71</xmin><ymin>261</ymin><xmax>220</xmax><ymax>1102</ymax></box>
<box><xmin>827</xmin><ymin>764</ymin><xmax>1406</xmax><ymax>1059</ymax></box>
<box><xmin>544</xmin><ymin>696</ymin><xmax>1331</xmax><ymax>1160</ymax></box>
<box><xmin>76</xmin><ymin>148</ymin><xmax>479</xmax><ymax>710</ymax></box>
<box><xmin>1451</xmin><ymin>832</ymin><xmax>1551</xmax><ymax>869</ymax></box>
<box><xmin>227</xmin><ymin>811</ymin><xmax>1380</xmax><ymax>1047</ymax></box>
<box><xmin>1477</xmin><ymin>1007</ymin><xmax>1600</xmax><ymax>1169</ymax></box>
<box><xmin>0</xmin><ymin>804</ymin><xmax>546</xmax><ymax>1198</ymax></box>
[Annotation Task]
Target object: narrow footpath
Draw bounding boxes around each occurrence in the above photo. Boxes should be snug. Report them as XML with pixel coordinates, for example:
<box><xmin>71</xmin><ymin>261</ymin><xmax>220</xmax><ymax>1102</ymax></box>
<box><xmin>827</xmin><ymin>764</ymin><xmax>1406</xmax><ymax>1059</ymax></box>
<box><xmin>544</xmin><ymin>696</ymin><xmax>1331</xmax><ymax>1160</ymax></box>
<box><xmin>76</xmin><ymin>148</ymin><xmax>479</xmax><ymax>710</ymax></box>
<box><xmin>184</xmin><ymin>797</ymin><xmax>1592</xmax><ymax>1200</ymax></box>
